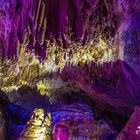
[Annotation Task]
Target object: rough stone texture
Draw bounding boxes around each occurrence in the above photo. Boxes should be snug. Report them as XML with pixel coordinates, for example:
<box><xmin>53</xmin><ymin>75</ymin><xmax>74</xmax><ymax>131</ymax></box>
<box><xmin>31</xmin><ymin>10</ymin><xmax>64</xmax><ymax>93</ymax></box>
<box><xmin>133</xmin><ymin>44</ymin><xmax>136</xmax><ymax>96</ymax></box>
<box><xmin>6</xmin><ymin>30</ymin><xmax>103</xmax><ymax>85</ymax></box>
<box><xmin>52</xmin><ymin>103</ymin><xmax>116</xmax><ymax>140</ymax></box>
<box><xmin>19</xmin><ymin>108</ymin><xmax>51</xmax><ymax>140</ymax></box>
<box><xmin>116</xmin><ymin>107</ymin><xmax>140</xmax><ymax>140</ymax></box>
<box><xmin>60</xmin><ymin>60</ymin><xmax>140</xmax><ymax>117</ymax></box>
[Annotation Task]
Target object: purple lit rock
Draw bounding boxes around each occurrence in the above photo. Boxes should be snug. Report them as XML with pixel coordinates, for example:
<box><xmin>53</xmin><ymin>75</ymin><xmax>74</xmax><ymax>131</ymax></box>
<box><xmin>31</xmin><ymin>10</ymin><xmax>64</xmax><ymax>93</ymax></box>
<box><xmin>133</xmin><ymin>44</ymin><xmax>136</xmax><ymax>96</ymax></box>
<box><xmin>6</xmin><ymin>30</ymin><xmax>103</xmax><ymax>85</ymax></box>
<box><xmin>52</xmin><ymin>103</ymin><xmax>116</xmax><ymax>140</ymax></box>
<box><xmin>117</xmin><ymin>107</ymin><xmax>140</xmax><ymax>140</ymax></box>
<box><xmin>60</xmin><ymin>60</ymin><xmax>140</xmax><ymax>116</ymax></box>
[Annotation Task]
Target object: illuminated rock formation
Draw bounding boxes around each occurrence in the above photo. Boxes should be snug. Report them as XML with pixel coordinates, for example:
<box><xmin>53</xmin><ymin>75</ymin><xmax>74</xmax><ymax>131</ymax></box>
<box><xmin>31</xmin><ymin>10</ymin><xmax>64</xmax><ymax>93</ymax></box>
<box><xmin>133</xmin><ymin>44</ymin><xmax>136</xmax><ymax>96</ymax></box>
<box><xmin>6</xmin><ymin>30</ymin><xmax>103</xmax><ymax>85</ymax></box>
<box><xmin>19</xmin><ymin>108</ymin><xmax>51</xmax><ymax>140</ymax></box>
<box><xmin>0</xmin><ymin>0</ymin><xmax>139</xmax><ymax>139</ymax></box>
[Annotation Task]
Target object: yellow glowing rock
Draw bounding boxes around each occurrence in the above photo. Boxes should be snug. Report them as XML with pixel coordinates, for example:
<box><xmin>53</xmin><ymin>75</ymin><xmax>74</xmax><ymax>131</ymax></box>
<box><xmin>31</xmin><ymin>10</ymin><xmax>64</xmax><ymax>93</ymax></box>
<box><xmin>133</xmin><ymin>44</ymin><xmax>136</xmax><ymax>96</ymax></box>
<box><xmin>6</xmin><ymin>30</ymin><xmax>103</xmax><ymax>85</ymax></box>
<box><xmin>36</xmin><ymin>81</ymin><xmax>47</xmax><ymax>95</ymax></box>
<box><xmin>44</xmin><ymin>113</ymin><xmax>51</xmax><ymax>127</ymax></box>
<box><xmin>20</xmin><ymin>108</ymin><xmax>51</xmax><ymax>140</ymax></box>
<box><xmin>33</xmin><ymin>127</ymin><xmax>46</xmax><ymax>136</ymax></box>
<box><xmin>27</xmin><ymin>108</ymin><xmax>44</xmax><ymax>126</ymax></box>
<box><xmin>33</xmin><ymin>109</ymin><xmax>44</xmax><ymax>118</ymax></box>
<box><xmin>22</xmin><ymin>130</ymin><xmax>35</xmax><ymax>137</ymax></box>
<box><xmin>96</xmin><ymin>37</ymin><xmax>108</xmax><ymax>50</ymax></box>
<box><xmin>28</xmin><ymin>119</ymin><xmax>42</xmax><ymax>126</ymax></box>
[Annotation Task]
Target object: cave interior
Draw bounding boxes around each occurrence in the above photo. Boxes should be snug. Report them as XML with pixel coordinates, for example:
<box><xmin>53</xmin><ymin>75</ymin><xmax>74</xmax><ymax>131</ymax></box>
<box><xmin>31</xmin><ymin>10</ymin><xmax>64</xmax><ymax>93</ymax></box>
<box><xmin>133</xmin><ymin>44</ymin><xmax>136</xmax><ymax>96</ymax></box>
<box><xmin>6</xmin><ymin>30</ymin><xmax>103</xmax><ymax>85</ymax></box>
<box><xmin>0</xmin><ymin>0</ymin><xmax>140</xmax><ymax>140</ymax></box>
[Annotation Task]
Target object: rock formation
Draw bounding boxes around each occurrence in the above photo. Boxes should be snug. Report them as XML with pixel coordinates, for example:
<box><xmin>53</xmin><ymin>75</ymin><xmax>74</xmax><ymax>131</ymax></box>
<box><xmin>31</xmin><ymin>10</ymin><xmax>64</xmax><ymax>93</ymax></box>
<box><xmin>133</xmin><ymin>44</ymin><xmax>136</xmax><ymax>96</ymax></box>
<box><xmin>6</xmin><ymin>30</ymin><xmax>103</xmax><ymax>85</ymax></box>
<box><xmin>0</xmin><ymin>0</ymin><xmax>139</xmax><ymax>140</ymax></box>
<box><xmin>19</xmin><ymin>108</ymin><xmax>51</xmax><ymax>140</ymax></box>
<box><xmin>116</xmin><ymin>107</ymin><xmax>140</xmax><ymax>140</ymax></box>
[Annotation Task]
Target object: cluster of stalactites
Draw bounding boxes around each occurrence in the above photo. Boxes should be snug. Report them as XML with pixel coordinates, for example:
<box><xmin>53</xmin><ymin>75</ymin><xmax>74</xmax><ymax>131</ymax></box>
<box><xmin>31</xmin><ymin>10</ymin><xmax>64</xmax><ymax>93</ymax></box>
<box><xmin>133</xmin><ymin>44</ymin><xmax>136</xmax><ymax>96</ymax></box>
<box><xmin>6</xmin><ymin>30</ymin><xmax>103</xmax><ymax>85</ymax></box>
<box><xmin>0</xmin><ymin>0</ymin><xmax>120</xmax><ymax>93</ymax></box>
<box><xmin>0</xmin><ymin>34</ymin><xmax>118</xmax><ymax>93</ymax></box>
<box><xmin>1</xmin><ymin>0</ymin><xmax>138</xmax><ymax>59</ymax></box>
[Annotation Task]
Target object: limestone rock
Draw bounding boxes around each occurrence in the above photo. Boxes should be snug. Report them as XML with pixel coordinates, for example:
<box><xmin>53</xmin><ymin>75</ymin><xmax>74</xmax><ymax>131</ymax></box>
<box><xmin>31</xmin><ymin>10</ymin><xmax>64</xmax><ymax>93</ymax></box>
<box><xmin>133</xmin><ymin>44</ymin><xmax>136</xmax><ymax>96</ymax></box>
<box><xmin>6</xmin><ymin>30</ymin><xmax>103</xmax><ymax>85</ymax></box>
<box><xmin>19</xmin><ymin>108</ymin><xmax>51</xmax><ymax>140</ymax></box>
<box><xmin>116</xmin><ymin>107</ymin><xmax>140</xmax><ymax>140</ymax></box>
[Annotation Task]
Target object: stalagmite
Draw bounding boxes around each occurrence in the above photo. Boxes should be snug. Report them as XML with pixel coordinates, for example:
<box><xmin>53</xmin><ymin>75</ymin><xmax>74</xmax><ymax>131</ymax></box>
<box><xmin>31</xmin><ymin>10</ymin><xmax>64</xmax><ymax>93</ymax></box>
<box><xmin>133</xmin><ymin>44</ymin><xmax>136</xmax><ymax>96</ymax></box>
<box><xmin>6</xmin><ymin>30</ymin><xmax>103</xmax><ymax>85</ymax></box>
<box><xmin>19</xmin><ymin>108</ymin><xmax>51</xmax><ymax>140</ymax></box>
